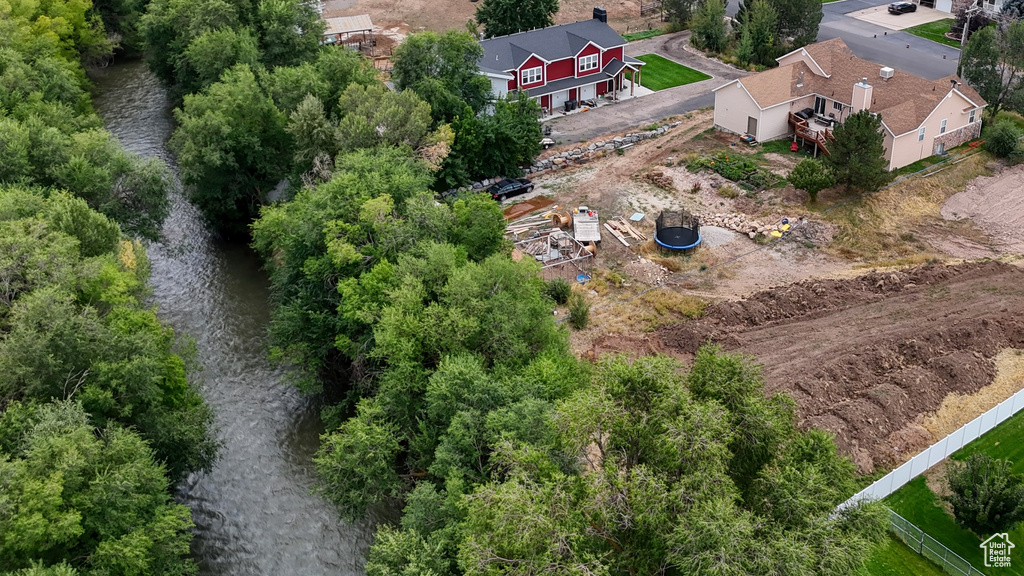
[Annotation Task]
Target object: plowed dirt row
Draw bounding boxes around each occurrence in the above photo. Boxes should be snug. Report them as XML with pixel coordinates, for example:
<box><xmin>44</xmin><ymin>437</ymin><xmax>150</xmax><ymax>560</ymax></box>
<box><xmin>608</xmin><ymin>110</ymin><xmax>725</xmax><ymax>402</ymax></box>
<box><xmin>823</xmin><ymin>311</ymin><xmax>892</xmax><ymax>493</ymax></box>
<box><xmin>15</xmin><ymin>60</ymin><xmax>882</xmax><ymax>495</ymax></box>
<box><xmin>658</xmin><ymin>261</ymin><xmax>1024</xmax><ymax>473</ymax></box>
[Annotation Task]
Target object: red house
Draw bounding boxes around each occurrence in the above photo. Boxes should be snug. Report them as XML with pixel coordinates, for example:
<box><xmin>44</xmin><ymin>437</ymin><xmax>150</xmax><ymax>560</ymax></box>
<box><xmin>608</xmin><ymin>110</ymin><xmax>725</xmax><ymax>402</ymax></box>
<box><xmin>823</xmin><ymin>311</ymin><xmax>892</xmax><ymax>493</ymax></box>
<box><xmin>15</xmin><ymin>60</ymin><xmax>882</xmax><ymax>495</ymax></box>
<box><xmin>477</xmin><ymin>8</ymin><xmax>646</xmax><ymax>115</ymax></box>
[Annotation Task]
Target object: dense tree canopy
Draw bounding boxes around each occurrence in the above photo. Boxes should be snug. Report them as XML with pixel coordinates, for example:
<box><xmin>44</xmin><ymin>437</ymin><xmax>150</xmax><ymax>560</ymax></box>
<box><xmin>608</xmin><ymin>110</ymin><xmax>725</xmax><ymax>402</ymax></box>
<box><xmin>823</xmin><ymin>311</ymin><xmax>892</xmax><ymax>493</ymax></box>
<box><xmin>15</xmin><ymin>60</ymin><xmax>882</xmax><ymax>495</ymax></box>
<box><xmin>170</xmin><ymin>64</ymin><xmax>291</xmax><ymax>236</ymax></box>
<box><xmin>691</xmin><ymin>0</ymin><xmax>729</xmax><ymax>53</ymax></box>
<box><xmin>945</xmin><ymin>454</ymin><xmax>1024</xmax><ymax>535</ymax></box>
<box><xmin>0</xmin><ymin>401</ymin><xmax>198</xmax><ymax>576</ymax></box>
<box><xmin>737</xmin><ymin>0</ymin><xmax>779</xmax><ymax>67</ymax></box>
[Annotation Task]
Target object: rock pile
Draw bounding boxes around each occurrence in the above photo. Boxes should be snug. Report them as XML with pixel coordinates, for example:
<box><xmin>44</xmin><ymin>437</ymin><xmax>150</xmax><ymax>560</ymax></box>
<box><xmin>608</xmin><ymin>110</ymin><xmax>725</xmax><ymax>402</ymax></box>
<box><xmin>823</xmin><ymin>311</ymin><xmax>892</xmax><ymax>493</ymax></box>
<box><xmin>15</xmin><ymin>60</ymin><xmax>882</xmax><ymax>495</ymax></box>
<box><xmin>444</xmin><ymin>121</ymin><xmax>685</xmax><ymax>196</ymax></box>
<box><xmin>699</xmin><ymin>213</ymin><xmax>799</xmax><ymax>240</ymax></box>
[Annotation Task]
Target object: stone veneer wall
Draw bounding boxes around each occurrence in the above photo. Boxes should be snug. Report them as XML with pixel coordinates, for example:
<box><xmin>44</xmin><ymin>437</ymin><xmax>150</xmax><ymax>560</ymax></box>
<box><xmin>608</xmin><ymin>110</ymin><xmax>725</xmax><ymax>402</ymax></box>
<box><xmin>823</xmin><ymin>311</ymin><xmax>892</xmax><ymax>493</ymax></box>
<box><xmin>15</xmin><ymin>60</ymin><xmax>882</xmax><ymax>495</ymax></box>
<box><xmin>932</xmin><ymin>120</ymin><xmax>982</xmax><ymax>154</ymax></box>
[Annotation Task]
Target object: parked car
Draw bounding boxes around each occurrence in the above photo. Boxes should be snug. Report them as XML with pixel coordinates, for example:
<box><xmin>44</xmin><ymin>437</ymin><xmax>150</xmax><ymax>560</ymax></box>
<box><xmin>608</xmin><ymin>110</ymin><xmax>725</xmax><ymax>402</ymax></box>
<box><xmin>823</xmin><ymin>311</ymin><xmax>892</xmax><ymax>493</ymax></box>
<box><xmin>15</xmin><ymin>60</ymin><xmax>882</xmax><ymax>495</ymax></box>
<box><xmin>488</xmin><ymin>178</ymin><xmax>534</xmax><ymax>201</ymax></box>
<box><xmin>888</xmin><ymin>2</ymin><xmax>917</xmax><ymax>14</ymax></box>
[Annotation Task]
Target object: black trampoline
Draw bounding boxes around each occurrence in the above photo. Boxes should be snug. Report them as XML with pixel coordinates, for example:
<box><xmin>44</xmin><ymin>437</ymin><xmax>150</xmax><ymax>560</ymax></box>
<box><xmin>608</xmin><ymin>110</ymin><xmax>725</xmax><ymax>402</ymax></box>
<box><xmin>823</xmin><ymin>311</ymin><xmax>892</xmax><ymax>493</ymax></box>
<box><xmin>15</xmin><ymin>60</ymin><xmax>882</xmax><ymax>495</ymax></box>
<box><xmin>655</xmin><ymin>210</ymin><xmax>701</xmax><ymax>252</ymax></box>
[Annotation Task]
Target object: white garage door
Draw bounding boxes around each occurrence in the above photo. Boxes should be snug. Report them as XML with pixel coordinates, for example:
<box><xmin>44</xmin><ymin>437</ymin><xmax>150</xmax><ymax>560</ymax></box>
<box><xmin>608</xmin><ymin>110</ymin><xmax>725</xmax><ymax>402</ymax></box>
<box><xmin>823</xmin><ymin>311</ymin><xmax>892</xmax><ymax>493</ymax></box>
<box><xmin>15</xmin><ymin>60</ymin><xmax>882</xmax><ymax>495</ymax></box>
<box><xmin>579</xmin><ymin>84</ymin><xmax>596</xmax><ymax>101</ymax></box>
<box><xmin>551</xmin><ymin>90</ymin><xmax>569</xmax><ymax>110</ymax></box>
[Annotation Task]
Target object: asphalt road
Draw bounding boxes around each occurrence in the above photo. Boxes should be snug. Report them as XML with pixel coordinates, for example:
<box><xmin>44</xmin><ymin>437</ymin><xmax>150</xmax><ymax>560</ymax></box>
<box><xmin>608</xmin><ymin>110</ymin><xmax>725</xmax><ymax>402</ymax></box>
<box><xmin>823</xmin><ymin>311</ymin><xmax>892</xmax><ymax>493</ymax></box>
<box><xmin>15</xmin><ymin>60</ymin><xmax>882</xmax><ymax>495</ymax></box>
<box><xmin>546</xmin><ymin>0</ymin><xmax>960</xmax><ymax>142</ymax></box>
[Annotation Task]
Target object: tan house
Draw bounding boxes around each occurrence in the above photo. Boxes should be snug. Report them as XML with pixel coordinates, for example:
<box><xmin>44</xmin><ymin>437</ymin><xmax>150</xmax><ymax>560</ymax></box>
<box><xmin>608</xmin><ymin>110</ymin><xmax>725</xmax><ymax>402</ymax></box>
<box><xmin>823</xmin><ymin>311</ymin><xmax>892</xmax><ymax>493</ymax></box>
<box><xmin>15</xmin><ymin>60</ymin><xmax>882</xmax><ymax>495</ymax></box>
<box><xmin>712</xmin><ymin>39</ymin><xmax>986</xmax><ymax>170</ymax></box>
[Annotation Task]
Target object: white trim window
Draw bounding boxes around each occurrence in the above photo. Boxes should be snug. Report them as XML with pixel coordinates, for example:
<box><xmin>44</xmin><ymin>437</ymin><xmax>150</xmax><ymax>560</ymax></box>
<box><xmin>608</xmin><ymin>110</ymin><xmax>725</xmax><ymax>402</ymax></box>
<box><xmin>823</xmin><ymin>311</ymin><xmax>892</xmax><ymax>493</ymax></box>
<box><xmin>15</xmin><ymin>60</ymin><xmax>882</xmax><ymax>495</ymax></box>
<box><xmin>969</xmin><ymin>109</ymin><xmax>976</xmax><ymax>123</ymax></box>
<box><xmin>521</xmin><ymin>66</ymin><xmax>542</xmax><ymax>85</ymax></box>
<box><xmin>918</xmin><ymin>126</ymin><xmax>926</xmax><ymax>142</ymax></box>
<box><xmin>579</xmin><ymin>54</ymin><xmax>599</xmax><ymax>73</ymax></box>
<box><xmin>940</xmin><ymin>119</ymin><xmax>947</xmax><ymax>134</ymax></box>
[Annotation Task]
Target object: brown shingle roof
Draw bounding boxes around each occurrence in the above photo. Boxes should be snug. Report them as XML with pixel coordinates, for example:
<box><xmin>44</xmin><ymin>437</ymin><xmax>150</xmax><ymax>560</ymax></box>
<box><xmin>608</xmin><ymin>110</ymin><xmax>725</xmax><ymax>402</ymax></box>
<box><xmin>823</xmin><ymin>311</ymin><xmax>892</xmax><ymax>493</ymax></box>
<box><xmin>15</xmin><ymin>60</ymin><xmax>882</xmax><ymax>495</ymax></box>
<box><xmin>735</xmin><ymin>39</ymin><xmax>987</xmax><ymax>136</ymax></box>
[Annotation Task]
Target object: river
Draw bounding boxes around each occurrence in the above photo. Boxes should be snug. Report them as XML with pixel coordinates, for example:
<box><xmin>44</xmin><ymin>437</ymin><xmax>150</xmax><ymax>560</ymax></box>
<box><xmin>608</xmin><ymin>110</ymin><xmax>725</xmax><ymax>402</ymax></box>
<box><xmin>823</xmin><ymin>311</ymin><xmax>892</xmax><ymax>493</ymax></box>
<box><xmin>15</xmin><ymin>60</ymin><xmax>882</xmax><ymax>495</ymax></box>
<box><xmin>90</xmin><ymin>60</ymin><xmax>374</xmax><ymax>575</ymax></box>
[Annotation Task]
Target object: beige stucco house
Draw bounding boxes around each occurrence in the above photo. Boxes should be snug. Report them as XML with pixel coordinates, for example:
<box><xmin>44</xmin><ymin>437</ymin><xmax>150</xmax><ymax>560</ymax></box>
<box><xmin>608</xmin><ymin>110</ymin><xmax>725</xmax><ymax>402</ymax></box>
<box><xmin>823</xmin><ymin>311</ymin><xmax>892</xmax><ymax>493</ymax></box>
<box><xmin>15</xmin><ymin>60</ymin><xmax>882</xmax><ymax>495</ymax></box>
<box><xmin>712</xmin><ymin>38</ymin><xmax>986</xmax><ymax>170</ymax></box>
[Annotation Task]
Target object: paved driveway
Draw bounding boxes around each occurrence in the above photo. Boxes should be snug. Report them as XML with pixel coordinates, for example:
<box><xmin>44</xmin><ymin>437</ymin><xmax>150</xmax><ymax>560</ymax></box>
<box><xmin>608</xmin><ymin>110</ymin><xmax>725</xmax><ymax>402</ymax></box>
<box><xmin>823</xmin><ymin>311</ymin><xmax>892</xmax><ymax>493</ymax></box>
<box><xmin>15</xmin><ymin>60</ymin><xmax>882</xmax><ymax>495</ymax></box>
<box><xmin>543</xmin><ymin>31</ymin><xmax>748</xmax><ymax>144</ymax></box>
<box><xmin>847</xmin><ymin>4</ymin><xmax>950</xmax><ymax>30</ymax></box>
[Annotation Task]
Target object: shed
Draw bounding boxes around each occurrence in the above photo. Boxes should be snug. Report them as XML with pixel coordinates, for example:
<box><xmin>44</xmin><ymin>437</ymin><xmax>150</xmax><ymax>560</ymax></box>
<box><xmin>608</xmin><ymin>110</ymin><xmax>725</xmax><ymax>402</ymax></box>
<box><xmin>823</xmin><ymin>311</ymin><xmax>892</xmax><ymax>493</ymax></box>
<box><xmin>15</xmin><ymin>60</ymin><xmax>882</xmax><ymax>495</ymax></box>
<box><xmin>322</xmin><ymin>15</ymin><xmax>374</xmax><ymax>48</ymax></box>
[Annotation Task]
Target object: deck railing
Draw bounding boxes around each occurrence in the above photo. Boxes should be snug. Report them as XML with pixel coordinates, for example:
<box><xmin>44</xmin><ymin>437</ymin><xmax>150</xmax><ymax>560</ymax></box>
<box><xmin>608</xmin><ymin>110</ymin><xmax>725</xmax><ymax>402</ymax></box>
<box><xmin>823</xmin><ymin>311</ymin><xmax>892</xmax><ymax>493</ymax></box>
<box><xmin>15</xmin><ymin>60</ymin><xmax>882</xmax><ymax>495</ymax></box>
<box><xmin>789</xmin><ymin>112</ymin><xmax>834</xmax><ymax>156</ymax></box>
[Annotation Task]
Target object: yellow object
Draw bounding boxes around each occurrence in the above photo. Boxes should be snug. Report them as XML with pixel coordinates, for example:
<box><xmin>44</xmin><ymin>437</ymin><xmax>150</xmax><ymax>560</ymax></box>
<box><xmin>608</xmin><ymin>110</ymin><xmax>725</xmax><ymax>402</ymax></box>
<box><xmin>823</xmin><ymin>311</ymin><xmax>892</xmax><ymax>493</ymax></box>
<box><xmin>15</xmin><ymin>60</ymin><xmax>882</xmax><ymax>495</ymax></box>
<box><xmin>781</xmin><ymin>224</ymin><xmax>791</xmax><ymax>231</ymax></box>
<box><xmin>770</xmin><ymin>230</ymin><xmax>783</xmax><ymax>238</ymax></box>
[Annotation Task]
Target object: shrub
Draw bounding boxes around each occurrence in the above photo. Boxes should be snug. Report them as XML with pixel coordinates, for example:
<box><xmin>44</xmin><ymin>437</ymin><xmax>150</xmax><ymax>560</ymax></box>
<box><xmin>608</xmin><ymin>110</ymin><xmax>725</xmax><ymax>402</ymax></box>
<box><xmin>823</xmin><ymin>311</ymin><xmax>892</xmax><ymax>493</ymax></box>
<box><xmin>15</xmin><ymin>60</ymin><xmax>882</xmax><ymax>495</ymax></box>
<box><xmin>545</xmin><ymin>278</ymin><xmax>571</xmax><ymax>304</ymax></box>
<box><xmin>568</xmin><ymin>293</ymin><xmax>590</xmax><ymax>329</ymax></box>
<box><xmin>1008</xmin><ymin>144</ymin><xmax>1024</xmax><ymax>165</ymax></box>
<box><xmin>984</xmin><ymin>121</ymin><xmax>1023</xmax><ymax>158</ymax></box>
<box><xmin>717</xmin><ymin>184</ymin><xmax>739</xmax><ymax>199</ymax></box>
<box><xmin>945</xmin><ymin>453</ymin><xmax>1024</xmax><ymax>535</ymax></box>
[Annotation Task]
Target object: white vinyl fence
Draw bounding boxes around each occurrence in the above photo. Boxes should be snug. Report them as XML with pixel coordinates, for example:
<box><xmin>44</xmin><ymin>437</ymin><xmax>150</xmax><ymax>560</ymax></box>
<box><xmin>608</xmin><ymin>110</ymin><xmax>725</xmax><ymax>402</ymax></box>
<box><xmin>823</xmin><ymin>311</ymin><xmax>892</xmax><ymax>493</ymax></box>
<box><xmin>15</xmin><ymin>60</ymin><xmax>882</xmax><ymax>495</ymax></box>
<box><xmin>840</xmin><ymin>387</ymin><xmax>1024</xmax><ymax>509</ymax></box>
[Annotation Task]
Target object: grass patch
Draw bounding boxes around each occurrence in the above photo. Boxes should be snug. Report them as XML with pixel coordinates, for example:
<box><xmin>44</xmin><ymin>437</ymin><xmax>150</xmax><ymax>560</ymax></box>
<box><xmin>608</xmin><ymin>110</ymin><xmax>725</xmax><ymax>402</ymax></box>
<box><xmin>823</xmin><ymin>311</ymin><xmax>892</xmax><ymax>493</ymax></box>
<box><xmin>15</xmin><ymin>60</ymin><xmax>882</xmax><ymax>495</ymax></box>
<box><xmin>950</xmin><ymin>401</ymin><xmax>1024</xmax><ymax>474</ymax></box>
<box><xmin>904</xmin><ymin>19</ymin><xmax>961</xmax><ymax>49</ymax></box>
<box><xmin>631</xmin><ymin>54</ymin><xmax>711</xmax><ymax>91</ymax></box>
<box><xmin>622</xmin><ymin>28</ymin><xmax>666</xmax><ymax>42</ymax></box>
<box><xmin>885</xmin><ymin>477</ymin><xmax>1024</xmax><ymax>576</ymax></box>
<box><xmin>986</xmin><ymin>110</ymin><xmax>1024</xmax><ymax>134</ymax></box>
<box><xmin>822</xmin><ymin>153</ymin><xmax>989</xmax><ymax>261</ymax></box>
<box><xmin>859</xmin><ymin>534</ymin><xmax>948</xmax><ymax>576</ymax></box>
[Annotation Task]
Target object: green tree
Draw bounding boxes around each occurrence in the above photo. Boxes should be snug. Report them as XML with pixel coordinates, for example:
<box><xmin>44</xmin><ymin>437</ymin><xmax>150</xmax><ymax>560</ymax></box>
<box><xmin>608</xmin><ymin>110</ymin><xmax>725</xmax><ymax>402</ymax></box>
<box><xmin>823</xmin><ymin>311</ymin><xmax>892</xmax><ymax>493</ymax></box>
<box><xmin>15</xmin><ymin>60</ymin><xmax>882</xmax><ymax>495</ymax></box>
<box><xmin>788</xmin><ymin>158</ymin><xmax>835</xmax><ymax>202</ymax></box>
<box><xmin>170</xmin><ymin>64</ymin><xmax>290</xmax><ymax>235</ymax></box>
<box><xmin>0</xmin><ymin>186</ymin><xmax>217</xmax><ymax>481</ymax></box>
<box><xmin>391</xmin><ymin>31</ymin><xmax>492</xmax><ymax>120</ymax></box>
<box><xmin>823</xmin><ymin>109</ymin><xmax>891</xmax><ymax>193</ymax></box>
<box><xmin>691</xmin><ymin>0</ymin><xmax>728</xmax><ymax>54</ymax></box>
<box><xmin>771</xmin><ymin>0</ymin><xmax>822</xmax><ymax>48</ymax></box>
<box><xmin>0</xmin><ymin>401</ymin><xmax>198</xmax><ymax>575</ymax></box>
<box><xmin>336</xmin><ymin>83</ymin><xmax>433</xmax><ymax>152</ymax></box>
<box><xmin>737</xmin><ymin>0</ymin><xmax>779</xmax><ymax>67</ymax></box>
<box><xmin>174</xmin><ymin>26</ymin><xmax>261</xmax><ymax>95</ymax></box>
<box><xmin>961</xmin><ymin>21</ymin><xmax>1024</xmax><ymax>120</ymax></box>
<box><xmin>664</xmin><ymin>0</ymin><xmax>701</xmax><ymax>28</ymax></box>
<box><xmin>253</xmin><ymin>0</ymin><xmax>324</xmax><ymax>68</ymax></box>
<box><xmin>140</xmin><ymin>0</ymin><xmax>241</xmax><ymax>88</ymax></box>
<box><xmin>945</xmin><ymin>453</ymin><xmax>1024</xmax><ymax>535</ymax></box>
<box><xmin>474</xmin><ymin>0</ymin><xmax>558</xmax><ymax>38</ymax></box>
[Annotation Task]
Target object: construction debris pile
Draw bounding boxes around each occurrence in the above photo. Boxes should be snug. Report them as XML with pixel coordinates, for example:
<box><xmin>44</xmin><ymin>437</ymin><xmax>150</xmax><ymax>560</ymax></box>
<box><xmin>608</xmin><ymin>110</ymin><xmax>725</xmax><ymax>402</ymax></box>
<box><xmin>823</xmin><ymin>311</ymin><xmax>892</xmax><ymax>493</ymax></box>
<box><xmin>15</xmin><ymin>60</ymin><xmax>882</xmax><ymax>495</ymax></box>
<box><xmin>699</xmin><ymin>212</ymin><xmax>797</xmax><ymax>239</ymax></box>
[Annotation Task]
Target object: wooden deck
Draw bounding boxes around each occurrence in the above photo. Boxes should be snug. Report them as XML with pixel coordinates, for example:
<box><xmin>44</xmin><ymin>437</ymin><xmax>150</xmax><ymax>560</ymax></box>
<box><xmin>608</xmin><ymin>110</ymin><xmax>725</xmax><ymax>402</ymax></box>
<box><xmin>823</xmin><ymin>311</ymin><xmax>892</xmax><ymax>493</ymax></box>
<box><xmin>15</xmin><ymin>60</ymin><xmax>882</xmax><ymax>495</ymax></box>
<box><xmin>789</xmin><ymin>113</ymin><xmax>834</xmax><ymax>156</ymax></box>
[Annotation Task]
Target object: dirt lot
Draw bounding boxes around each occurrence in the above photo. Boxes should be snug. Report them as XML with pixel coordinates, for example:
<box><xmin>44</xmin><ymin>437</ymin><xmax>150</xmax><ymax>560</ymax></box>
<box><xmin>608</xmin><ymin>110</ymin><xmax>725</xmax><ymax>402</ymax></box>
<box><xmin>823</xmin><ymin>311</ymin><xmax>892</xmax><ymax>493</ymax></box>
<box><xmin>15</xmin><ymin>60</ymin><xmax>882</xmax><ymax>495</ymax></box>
<box><xmin>657</xmin><ymin>261</ymin><xmax>1024</xmax><ymax>474</ymax></box>
<box><xmin>323</xmin><ymin>0</ymin><xmax>661</xmax><ymax>36</ymax></box>
<box><xmin>942</xmin><ymin>163</ymin><xmax>1024</xmax><ymax>255</ymax></box>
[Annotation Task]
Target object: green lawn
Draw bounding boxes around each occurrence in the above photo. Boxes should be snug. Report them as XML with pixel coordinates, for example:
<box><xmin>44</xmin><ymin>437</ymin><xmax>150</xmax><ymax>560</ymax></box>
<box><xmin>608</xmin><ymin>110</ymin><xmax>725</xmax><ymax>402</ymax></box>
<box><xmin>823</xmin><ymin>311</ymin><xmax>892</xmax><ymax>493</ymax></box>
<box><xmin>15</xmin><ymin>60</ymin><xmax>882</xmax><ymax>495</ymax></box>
<box><xmin>622</xmin><ymin>28</ymin><xmax>667</xmax><ymax>42</ymax></box>
<box><xmin>904</xmin><ymin>19</ymin><xmax>961</xmax><ymax>49</ymax></box>
<box><xmin>951</xmin><ymin>404</ymin><xmax>1024</xmax><ymax>473</ymax></box>
<box><xmin>885</xmin><ymin>477</ymin><xmax>1024</xmax><ymax>576</ymax></box>
<box><xmin>631</xmin><ymin>54</ymin><xmax>711</xmax><ymax>91</ymax></box>
<box><xmin>861</xmin><ymin>534</ymin><xmax>948</xmax><ymax>576</ymax></box>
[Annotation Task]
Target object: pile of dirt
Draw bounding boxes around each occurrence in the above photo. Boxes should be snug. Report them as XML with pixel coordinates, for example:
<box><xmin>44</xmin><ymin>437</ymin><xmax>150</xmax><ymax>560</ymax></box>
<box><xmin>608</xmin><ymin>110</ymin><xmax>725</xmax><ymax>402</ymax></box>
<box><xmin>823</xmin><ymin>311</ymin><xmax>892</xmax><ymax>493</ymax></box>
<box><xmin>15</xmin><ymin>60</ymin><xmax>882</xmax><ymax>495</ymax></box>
<box><xmin>657</xmin><ymin>261</ymin><xmax>1024</xmax><ymax>473</ymax></box>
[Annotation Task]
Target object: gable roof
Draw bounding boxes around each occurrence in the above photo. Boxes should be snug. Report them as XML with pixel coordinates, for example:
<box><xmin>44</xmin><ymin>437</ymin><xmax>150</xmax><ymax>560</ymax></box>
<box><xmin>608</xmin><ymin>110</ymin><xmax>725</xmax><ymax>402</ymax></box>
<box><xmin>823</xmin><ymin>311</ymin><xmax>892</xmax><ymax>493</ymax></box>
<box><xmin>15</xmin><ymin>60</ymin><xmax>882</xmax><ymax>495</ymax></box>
<box><xmin>734</xmin><ymin>38</ymin><xmax>987</xmax><ymax>136</ymax></box>
<box><xmin>479</xmin><ymin>19</ymin><xmax>626</xmax><ymax>72</ymax></box>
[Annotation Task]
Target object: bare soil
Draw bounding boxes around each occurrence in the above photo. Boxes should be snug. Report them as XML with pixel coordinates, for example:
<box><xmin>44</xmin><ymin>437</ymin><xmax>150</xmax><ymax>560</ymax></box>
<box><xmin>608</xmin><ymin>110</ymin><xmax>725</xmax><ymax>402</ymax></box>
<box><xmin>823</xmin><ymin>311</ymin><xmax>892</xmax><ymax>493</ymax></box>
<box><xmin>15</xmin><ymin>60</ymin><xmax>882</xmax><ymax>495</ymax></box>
<box><xmin>942</xmin><ymin>162</ymin><xmax>1024</xmax><ymax>255</ymax></box>
<box><xmin>323</xmin><ymin>0</ymin><xmax>660</xmax><ymax>35</ymax></box>
<box><xmin>656</xmin><ymin>261</ymin><xmax>1024</xmax><ymax>474</ymax></box>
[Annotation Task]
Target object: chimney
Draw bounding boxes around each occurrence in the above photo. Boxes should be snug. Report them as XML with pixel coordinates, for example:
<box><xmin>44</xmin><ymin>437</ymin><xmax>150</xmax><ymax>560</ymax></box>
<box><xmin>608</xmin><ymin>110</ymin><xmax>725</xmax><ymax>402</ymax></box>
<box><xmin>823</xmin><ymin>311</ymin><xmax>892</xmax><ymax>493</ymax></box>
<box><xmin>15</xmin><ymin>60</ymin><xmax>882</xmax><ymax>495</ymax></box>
<box><xmin>593</xmin><ymin>7</ymin><xmax>607</xmax><ymax>22</ymax></box>
<box><xmin>852</xmin><ymin>78</ymin><xmax>872</xmax><ymax>113</ymax></box>
<box><xmin>796</xmin><ymin>71</ymin><xmax>804</xmax><ymax>88</ymax></box>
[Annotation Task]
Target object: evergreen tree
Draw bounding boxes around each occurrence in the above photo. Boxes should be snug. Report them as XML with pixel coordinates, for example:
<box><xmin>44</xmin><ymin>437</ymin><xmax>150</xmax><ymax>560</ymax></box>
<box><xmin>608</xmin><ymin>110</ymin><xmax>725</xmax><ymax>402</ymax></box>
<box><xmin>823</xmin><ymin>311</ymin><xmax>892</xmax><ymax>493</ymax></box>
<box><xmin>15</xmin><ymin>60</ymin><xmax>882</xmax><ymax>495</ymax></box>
<box><xmin>474</xmin><ymin>0</ymin><xmax>559</xmax><ymax>38</ymax></box>
<box><xmin>737</xmin><ymin>0</ymin><xmax>779</xmax><ymax>67</ymax></box>
<box><xmin>960</xmin><ymin>21</ymin><xmax>1024</xmax><ymax>121</ymax></box>
<box><xmin>823</xmin><ymin>109</ymin><xmax>891</xmax><ymax>192</ymax></box>
<box><xmin>691</xmin><ymin>0</ymin><xmax>728</xmax><ymax>53</ymax></box>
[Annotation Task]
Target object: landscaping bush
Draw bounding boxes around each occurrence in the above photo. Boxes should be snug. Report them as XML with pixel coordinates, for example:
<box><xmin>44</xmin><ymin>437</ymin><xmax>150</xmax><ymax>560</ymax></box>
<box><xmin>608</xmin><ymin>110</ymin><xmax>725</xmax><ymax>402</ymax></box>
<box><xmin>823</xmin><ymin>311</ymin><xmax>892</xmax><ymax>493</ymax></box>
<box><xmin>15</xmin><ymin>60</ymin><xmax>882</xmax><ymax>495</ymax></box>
<box><xmin>984</xmin><ymin>121</ymin><xmax>1023</xmax><ymax>158</ymax></box>
<box><xmin>1008</xmin><ymin>144</ymin><xmax>1024</xmax><ymax>165</ymax></box>
<box><xmin>687</xmin><ymin>151</ymin><xmax>779</xmax><ymax>188</ymax></box>
<box><xmin>945</xmin><ymin>453</ymin><xmax>1024</xmax><ymax>535</ymax></box>
<box><xmin>568</xmin><ymin>293</ymin><xmax>590</xmax><ymax>329</ymax></box>
<box><xmin>545</xmin><ymin>277</ymin><xmax>572</xmax><ymax>304</ymax></box>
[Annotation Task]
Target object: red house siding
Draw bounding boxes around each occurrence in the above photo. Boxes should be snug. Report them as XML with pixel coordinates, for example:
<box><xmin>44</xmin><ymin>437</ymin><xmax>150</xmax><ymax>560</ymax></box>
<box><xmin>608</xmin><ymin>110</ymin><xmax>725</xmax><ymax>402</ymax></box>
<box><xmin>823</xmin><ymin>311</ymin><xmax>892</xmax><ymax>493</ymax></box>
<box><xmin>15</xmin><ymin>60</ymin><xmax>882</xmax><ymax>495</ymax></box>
<box><xmin>546</xmin><ymin>58</ymin><xmax>574</xmax><ymax>80</ymax></box>
<box><xmin>508</xmin><ymin>78</ymin><xmax>517</xmax><ymax>91</ymax></box>
<box><xmin>577</xmin><ymin>43</ymin><xmax>602</xmax><ymax>77</ymax></box>
<box><xmin>601</xmin><ymin>47</ymin><xmax>624</xmax><ymax>66</ymax></box>
<box><xmin>518</xmin><ymin>55</ymin><xmax>546</xmax><ymax>89</ymax></box>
